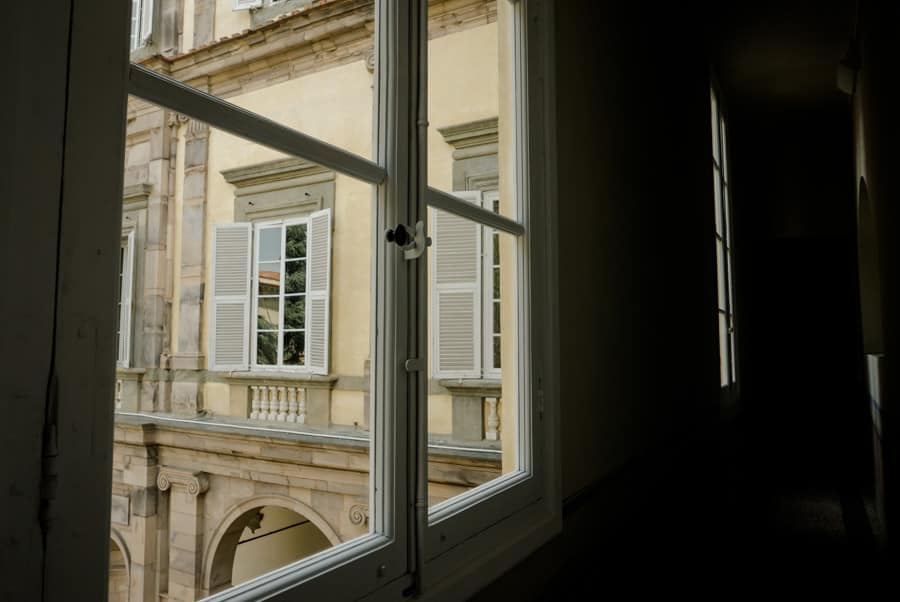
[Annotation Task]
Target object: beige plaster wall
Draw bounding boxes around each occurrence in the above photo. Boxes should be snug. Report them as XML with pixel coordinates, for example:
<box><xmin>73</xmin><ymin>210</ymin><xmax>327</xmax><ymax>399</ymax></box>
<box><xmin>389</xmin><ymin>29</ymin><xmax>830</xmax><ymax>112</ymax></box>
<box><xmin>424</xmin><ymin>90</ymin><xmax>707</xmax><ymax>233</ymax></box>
<box><xmin>215</xmin><ymin>2</ymin><xmax>253</xmax><ymax>41</ymax></box>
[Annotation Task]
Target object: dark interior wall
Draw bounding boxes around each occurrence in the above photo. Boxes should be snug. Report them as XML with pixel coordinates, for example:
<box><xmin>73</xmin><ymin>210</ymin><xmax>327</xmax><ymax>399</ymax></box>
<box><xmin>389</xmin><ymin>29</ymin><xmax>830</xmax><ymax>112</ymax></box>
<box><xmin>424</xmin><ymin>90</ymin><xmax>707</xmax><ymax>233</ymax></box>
<box><xmin>727</xmin><ymin>98</ymin><xmax>867</xmax><ymax>487</ymax></box>
<box><xmin>475</xmin><ymin>3</ymin><xmax>723</xmax><ymax>596</ymax></box>
<box><xmin>557</xmin><ymin>0</ymin><xmax>721</xmax><ymax>499</ymax></box>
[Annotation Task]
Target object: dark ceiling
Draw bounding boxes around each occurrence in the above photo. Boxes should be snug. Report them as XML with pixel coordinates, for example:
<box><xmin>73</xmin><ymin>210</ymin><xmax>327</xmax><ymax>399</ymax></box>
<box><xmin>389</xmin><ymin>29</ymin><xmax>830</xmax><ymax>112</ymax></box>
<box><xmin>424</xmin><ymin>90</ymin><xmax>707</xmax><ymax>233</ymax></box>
<box><xmin>708</xmin><ymin>0</ymin><xmax>857</xmax><ymax>106</ymax></box>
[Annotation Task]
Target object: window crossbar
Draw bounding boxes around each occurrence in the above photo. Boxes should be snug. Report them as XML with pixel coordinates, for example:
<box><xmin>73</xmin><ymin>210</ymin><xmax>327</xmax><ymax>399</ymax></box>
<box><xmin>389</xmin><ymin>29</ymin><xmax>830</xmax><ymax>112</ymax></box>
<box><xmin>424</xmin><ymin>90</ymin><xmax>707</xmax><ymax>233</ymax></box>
<box><xmin>426</xmin><ymin>187</ymin><xmax>525</xmax><ymax>236</ymax></box>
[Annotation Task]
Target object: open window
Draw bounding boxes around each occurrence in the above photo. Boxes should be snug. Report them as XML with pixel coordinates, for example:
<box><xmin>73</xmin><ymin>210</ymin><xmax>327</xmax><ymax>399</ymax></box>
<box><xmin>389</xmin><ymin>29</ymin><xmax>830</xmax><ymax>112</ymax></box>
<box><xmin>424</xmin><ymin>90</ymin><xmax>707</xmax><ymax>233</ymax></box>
<box><xmin>48</xmin><ymin>1</ymin><xmax>559</xmax><ymax>600</ymax></box>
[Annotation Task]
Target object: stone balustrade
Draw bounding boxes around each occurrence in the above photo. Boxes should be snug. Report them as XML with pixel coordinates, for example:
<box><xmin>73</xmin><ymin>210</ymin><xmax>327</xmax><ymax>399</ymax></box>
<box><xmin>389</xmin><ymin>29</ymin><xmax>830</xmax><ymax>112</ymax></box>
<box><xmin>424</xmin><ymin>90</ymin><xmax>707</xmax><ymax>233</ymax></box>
<box><xmin>225</xmin><ymin>374</ymin><xmax>337</xmax><ymax>428</ymax></box>
<box><xmin>249</xmin><ymin>384</ymin><xmax>307</xmax><ymax>424</ymax></box>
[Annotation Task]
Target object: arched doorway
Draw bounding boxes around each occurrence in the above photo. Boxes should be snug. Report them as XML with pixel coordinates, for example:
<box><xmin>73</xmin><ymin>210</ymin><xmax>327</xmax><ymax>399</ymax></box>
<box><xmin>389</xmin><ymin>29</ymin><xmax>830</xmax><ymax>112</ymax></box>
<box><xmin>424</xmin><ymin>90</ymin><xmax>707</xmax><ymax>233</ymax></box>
<box><xmin>204</xmin><ymin>497</ymin><xmax>339</xmax><ymax>595</ymax></box>
<box><xmin>108</xmin><ymin>535</ymin><xmax>130</xmax><ymax>602</ymax></box>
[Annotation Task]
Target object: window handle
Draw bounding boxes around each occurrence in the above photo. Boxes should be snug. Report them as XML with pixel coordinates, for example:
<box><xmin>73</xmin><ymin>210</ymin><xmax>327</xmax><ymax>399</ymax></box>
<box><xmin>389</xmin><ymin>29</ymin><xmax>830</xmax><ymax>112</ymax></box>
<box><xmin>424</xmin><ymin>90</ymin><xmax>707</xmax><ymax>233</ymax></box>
<box><xmin>385</xmin><ymin>221</ymin><xmax>431</xmax><ymax>260</ymax></box>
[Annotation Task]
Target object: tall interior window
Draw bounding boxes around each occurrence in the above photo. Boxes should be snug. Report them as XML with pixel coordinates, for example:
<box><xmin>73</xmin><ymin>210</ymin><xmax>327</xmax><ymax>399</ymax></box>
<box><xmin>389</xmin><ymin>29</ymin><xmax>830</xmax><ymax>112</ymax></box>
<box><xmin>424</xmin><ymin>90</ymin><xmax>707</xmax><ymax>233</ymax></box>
<box><xmin>97</xmin><ymin>1</ymin><xmax>557</xmax><ymax>600</ymax></box>
<box><xmin>711</xmin><ymin>85</ymin><xmax>737</xmax><ymax>387</ymax></box>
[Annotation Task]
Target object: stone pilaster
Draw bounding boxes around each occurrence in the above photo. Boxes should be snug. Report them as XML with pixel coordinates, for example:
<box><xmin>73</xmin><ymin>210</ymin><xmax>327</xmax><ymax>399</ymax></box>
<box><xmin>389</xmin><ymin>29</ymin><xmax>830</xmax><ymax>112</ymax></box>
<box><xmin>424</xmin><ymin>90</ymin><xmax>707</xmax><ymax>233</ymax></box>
<box><xmin>171</xmin><ymin>116</ymin><xmax>209</xmax><ymax>414</ymax></box>
<box><xmin>157</xmin><ymin>467</ymin><xmax>210</xmax><ymax>602</ymax></box>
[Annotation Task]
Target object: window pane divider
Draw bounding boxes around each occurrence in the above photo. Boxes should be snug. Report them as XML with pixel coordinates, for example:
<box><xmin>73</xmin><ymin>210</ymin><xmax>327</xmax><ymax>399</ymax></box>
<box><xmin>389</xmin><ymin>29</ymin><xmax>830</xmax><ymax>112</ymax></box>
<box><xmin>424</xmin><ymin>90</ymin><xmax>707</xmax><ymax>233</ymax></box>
<box><xmin>128</xmin><ymin>64</ymin><xmax>387</xmax><ymax>185</ymax></box>
<box><xmin>426</xmin><ymin>186</ymin><xmax>525</xmax><ymax>236</ymax></box>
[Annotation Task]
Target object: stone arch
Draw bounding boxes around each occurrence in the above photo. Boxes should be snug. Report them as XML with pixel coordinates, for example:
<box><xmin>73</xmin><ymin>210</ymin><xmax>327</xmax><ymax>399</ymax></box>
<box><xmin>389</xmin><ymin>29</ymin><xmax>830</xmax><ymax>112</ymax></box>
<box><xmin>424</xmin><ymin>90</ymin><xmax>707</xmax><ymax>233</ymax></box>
<box><xmin>857</xmin><ymin>177</ymin><xmax>884</xmax><ymax>353</ymax></box>
<box><xmin>201</xmin><ymin>495</ymin><xmax>340</xmax><ymax>596</ymax></box>
<box><xmin>109</xmin><ymin>528</ymin><xmax>131</xmax><ymax>602</ymax></box>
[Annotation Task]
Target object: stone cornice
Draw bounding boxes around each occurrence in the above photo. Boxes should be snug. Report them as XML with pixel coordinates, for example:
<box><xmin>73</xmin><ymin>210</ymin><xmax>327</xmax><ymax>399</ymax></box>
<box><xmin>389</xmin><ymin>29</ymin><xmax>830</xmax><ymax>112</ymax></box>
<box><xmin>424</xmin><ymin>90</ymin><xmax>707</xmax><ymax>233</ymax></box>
<box><xmin>222</xmin><ymin>157</ymin><xmax>332</xmax><ymax>189</ymax></box>
<box><xmin>438</xmin><ymin>117</ymin><xmax>499</xmax><ymax>150</ymax></box>
<box><xmin>156</xmin><ymin>467</ymin><xmax>210</xmax><ymax>496</ymax></box>
<box><xmin>123</xmin><ymin>183</ymin><xmax>153</xmax><ymax>207</ymax></box>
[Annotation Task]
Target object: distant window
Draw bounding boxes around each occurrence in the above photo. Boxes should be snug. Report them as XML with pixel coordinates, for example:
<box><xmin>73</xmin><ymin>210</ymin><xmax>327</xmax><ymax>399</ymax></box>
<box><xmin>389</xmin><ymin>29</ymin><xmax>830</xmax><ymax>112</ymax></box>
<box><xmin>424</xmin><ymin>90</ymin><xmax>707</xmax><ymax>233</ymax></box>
<box><xmin>209</xmin><ymin>210</ymin><xmax>332</xmax><ymax>375</ymax></box>
<box><xmin>711</xmin><ymin>86</ymin><xmax>737</xmax><ymax>387</ymax></box>
<box><xmin>130</xmin><ymin>0</ymin><xmax>154</xmax><ymax>51</ymax></box>
<box><xmin>430</xmin><ymin>190</ymin><xmax>503</xmax><ymax>380</ymax></box>
<box><xmin>116</xmin><ymin>231</ymin><xmax>135</xmax><ymax>368</ymax></box>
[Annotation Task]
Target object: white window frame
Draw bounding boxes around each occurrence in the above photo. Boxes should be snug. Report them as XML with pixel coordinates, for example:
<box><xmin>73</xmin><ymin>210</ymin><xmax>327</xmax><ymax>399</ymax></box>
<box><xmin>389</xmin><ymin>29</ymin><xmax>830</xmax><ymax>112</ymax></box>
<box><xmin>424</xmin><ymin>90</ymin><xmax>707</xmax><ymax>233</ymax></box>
<box><xmin>46</xmin><ymin>1</ymin><xmax>559</xmax><ymax>600</ymax></box>
<box><xmin>251</xmin><ymin>217</ymin><xmax>312</xmax><ymax>372</ymax></box>
<box><xmin>116</xmin><ymin>229</ymin><xmax>136</xmax><ymax>368</ymax></box>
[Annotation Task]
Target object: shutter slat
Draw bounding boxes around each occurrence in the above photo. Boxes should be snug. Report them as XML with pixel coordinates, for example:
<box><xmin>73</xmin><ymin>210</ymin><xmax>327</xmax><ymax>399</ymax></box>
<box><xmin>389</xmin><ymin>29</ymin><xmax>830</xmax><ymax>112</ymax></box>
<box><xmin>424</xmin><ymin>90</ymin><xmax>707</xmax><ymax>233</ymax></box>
<box><xmin>307</xmin><ymin>209</ymin><xmax>331</xmax><ymax>375</ymax></box>
<box><xmin>432</xmin><ymin>191</ymin><xmax>482</xmax><ymax>378</ymax></box>
<box><xmin>210</xmin><ymin>223</ymin><xmax>251</xmax><ymax>371</ymax></box>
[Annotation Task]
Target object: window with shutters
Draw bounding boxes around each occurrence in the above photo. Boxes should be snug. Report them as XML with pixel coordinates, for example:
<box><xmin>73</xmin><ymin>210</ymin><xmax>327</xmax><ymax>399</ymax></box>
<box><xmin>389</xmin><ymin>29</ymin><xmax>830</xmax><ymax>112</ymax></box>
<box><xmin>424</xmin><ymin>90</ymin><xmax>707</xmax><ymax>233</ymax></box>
<box><xmin>431</xmin><ymin>189</ymin><xmax>502</xmax><ymax>379</ymax></box>
<box><xmin>210</xmin><ymin>210</ymin><xmax>331</xmax><ymax>374</ymax></box>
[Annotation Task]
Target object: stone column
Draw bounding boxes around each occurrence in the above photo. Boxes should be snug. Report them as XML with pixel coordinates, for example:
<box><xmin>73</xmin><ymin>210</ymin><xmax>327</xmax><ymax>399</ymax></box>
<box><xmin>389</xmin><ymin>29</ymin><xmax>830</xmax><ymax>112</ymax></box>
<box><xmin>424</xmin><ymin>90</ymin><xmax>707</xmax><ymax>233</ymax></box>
<box><xmin>171</xmin><ymin>116</ymin><xmax>209</xmax><ymax>414</ymax></box>
<box><xmin>157</xmin><ymin>467</ymin><xmax>210</xmax><ymax>602</ymax></box>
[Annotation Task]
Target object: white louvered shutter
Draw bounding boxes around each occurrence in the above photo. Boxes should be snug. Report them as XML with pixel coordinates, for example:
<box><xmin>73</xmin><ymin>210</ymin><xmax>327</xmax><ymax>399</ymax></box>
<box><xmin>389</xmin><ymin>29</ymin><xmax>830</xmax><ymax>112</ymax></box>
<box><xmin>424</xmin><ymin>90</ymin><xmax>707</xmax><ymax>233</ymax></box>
<box><xmin>210</xmin><ymin>223</ymin><xmax>252</xmax><ymax>371</ymax></box>
<box><xmin>233</xmin><ymin>0</ymin><xmax>263</xmax><ymax>10</ymax></box>
<box><xmin>118</xmin><ymin>230</ymin><xmax>136</xmax><ymax>368</ymax></box>
<box><xmin>139</xmin><ymin>0</ymin><xmax>154</xmax><ymax>46</ymax></box>
<box><xmin>432</xmin><ymin>191</ymin><xmax>482</xmax><ymax>378</ymax></box>
<box><xmin>307</xmin><ymin>209</ymin><xmax>332</xmax><ymax>375</ymax></box>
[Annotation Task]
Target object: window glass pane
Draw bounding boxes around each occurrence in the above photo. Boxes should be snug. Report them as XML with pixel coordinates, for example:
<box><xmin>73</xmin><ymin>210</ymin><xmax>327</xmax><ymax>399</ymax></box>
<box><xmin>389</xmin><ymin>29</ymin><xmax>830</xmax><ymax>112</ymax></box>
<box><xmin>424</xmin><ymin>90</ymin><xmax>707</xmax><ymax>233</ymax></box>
<box><xmin>129</xmin><ymin>0</ymin><xmax>376</xmax><ymax>159</ymax></box>
<box><xmin>286</xmin><ymin>224</ymin><xmax>308</xmax><ymax>259</ymax></box>
<box><xmin>427</xmin><ymin>206</ymin><xmax>519</xmax><ymax>508</ymax></box>
<box><xmin>724</xmin><ymin>184</ymin><xmax>732</xmax><ymax>246</ymax></box>
<box><xmin>257</xmin><ymin>331</ymin><xmax>279</xmax><ymax>365</ymax></box>
<box><xmin>258</xmin><ymin>261</ymin><xmax>282</xmax><ymax>296</ymax></box>
<box><xmin>720</xmin><ymin>116</ymin><xmax>728</xmax><ymax>178</ymax></box>
<box><xmin>730</xmin><ymin>321</ymin><xmax>737</xmax><ymax>382</ymax></box>
<box><xmin>259</xmin><ymin>228</ymin><xmax>283</xmax><ymax>262</ymax></box>
<box><xmin>113</xmin><ymin>97</ymin><xmax>377</xmax><ymax>599</ymax></box>
<box><xmin>284</xmin><ymin>296</ymin><xmax>306</xmax><ymax>330</ymax></box>
<box><xmin>257</xmin><ymin>296</ymin><xmax>281</xmax><ymax>331</ymax></box>
<box><xmin>427</xmin><ymin>1</ymin><xmax>518</xmax><ymax>222</ymax></box>
<box><xmin>286</xmin><ymin>259</ymin><xmax>307</xmax><ymax>294</ymax></box>
<box><xmin>283</xmin><ymin>331</ymin><xmax>306</xmax><ymax>366</ymax></box>
<box><xmin>716</xmin><ymin>240</ymin><xmax>726</xmax><ymax>311</ymax></box>
<box><xmin>719</xmin><ymin>312</ymin><xmax>729</xmax><ymax>387</ymax></box>
<box><xmin>713</xmin><ymin>166</ymin><xmax>723</xmax><ymax>235</ymax></box>
<box><xmin>711</xmin><ymin>88</ymin><xmax>720</xmax><ymax>162</ymax></box>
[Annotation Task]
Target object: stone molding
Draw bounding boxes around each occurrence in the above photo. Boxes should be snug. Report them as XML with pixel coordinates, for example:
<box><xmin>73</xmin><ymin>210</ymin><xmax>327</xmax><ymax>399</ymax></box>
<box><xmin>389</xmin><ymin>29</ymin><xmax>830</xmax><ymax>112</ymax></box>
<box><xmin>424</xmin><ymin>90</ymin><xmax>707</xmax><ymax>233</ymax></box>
<box><xmin>123</xmin><ymin>183</ymin><xmax>153</xmax><ymax>208</ymax></box>
<box><xmin>223</xmin><ymin>157</ymin><xmax>336</xmax><ymax>222</ymax></box>
<box><xmin>222</xmin><ymin>157</ymin><xmax>333</xmax><ymax>189</ymax></box>
<box><xmin>157</xmin><ymin>467</ymin><xmax>210</xmax><ymax>497</ymax></box>
<box><xmin>438</xmin><ymin>116</ymin><xmax>499</xmax><ymax>160</ymax></box>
